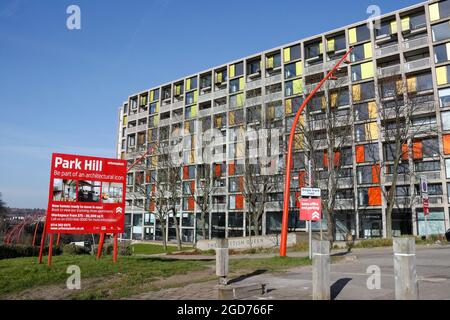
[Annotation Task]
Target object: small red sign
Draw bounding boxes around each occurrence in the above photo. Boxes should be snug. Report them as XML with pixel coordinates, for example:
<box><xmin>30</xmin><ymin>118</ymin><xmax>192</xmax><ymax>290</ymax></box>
<box><xmin>423</xmin><ymin>198</ymin><xmax>429</xmax><ymax>216</ymax></box>
<box><xmin>299</xmin><ymin>198</ymin><xmax>322</xmax><ymax>221</ymax></box>
<box><xmin>45</xmin><ymin>153</ymin><xmax>127</xmax><ymax>234</ymax></box>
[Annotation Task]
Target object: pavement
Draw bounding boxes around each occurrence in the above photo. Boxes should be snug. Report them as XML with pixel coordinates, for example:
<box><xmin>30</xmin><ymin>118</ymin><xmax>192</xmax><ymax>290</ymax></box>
<box><xmin>133</xmin><ymin>244</ymin><xmax>450</xmax><ymax>300</ymax></box>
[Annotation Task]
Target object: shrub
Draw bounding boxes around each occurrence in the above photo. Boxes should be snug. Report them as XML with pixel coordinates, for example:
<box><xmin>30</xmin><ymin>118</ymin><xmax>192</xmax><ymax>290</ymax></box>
<box><xmin>0</xmin><ymin>244</ymin><xmax>61</xmax><ymax>260</ymax></box>
<box><xmin>102</xmin><ymin>242</ymin><xmax>132</xmax><ymax>256</ymax></box>
<box><xmin>62</xmin><ymin>244</ymin><xmax>90</xmax><ymax>255</ymax></box>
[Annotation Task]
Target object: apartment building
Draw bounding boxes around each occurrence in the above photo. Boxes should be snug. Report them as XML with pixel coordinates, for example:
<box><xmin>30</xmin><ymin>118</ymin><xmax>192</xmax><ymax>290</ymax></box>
<box><xmin>117</xmin><ymin>0</ymin><xmax>450</xmax><ymax>243</ymax></box>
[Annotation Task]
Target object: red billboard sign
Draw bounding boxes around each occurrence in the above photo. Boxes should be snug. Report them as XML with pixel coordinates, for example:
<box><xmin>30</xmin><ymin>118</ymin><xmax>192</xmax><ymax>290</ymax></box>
<box><xmin>423</xmin><ymin>197</ymin><xmax>429</xmax><ymax>216</ymax></box>
<box><xmin>299</xmin><ymin>198</ymin><xmax>322</xmax><ymax>221</ymax></box>
<box><xmin>45</xmin><ymin>153</ymin><xmax>127</xmax><ymax>234</ymax></box>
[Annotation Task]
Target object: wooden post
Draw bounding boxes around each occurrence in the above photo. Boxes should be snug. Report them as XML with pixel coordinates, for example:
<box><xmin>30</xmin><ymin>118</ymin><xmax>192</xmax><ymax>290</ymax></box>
<box><xmin>393</xmin><ymin>237</ymin><xmax>418</xmax><ymax>300</ymax></box>
<box><xmin>312</xmin><ymin>240</ymin><xmax>330</xmax><ymax>300</ymax></box>
<box><xmin>215</xmin><ymin>238</ymin><xmax>229</xmax><ymax>285</ymax></box>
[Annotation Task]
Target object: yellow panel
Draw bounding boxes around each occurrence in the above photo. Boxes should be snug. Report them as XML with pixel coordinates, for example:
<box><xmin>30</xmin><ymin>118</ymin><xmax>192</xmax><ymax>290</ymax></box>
<box><xmin>150</xmin><ymin>91</ymin><xmax>154</xmax><ymax>102</ymax></box>
<box><xmin>190</xmin><ymin>106</ymin><xmax>197</xmax><ymax>117</ymax></box>
<box><xmin>429</xmin><ymin>3</ymin><xmax>440</xmax><ymax>22</ymax></box>
<box><xmin>396</xmin><ymin>79</ymin><xmax>404</xmax><ymax>95</ymax></box>
<box><xmin>267</xmin><ymin>56</ymin><xmax>274</xmax><ymax>69</ymax></box>
<box><xmin>239</xmin><ymin>77</ymin><xmax>245</xmax><ymax>91</ymax></box>
<box><xmin>155</xmin><ymin>102</ymin><xmax>159</xmax><ymax>113</ymax></box>
<box><xmin>321</xmin><ymin>95</ymin><xmax>326</xmax><ymax>109</ymax></box>
<box><xmin>436</xmin><ymin>66</ymin><xmax>448</xmax><ymax>85</ymax></box>
<box><xmin>330</xmin><ymin>92</ymin><xmax>337</xmax><ymax>107</ymax></box>
<box><xmin>151</xmin><ymin>156</ymin><xmax>157</xmax><ymax>166</ymax></box>
<box><xmin>193</xmin><ymin>90</ymin><xmax>198</xmax><ymax>103</ymax></box>
<box><xmin>401</xmin><ymin>16</ymin><xmax>410</xmax><ymax>31</ymax></box>
<box><xmin>352</xmin><ymin>84</ymin><xmax>361</xmax><ymax>101</ymax></box>
<box><xmin>349</xmin><ymin>28</ymin><xmax>357</xmax><ymax>44</ymax></box>
<box><xmin>368</xmin><ymin>102</ymin><xmax>377</xmax><ymax>119</ymax></box>
<box><xmin>390</xmin><ymin>20</ymin><xmax>397</xmax><ymax>34</ymax></box>
<box><xmin>407</xmin><ymin>77</ymin><xmax>417</xmax><ymax>92</ymax></box>
<box><xmin>284</xmin><ymin>48</ymin><xmax>291</xmax><ymax>63</ymax></box>
<box><xmin>368</xmin><ymin>122</ymin><xmax>379</xmax><ymax>140</ymax></box>
<box><xmin>285</xmin><ymin>99</ymin><xmax>292</xmax><ymax>114</ymax></box>
<box><xmin>123</xmin><ymin>115</ymin><xmax>127</xmax><ymax>125</ymax></box>
<box><xmin>229</xmin><ymin>64</ymin><xmax>235</xmax><ymax>78</ymax></box>
<box><xmin>293</xmin><ymin>79</ymin><xmax>302</xmax><ymax>95</ymax></box>
<box><xmin>186</xmin><ymin>78</ymin><xmax>191</xmax><ymax>91</ymax></box>
<box><xmin>217</xmin><ymin>72</ymin><xmax>223</xmax><ymax>83</ymax></box>
<box><xmin>363</xmin><ymin>42</ymin><xmax>373</xmax><ymax>59</ymax></box>
<box><xmin>237</xmin><ymin>93</ymin><xmax>244</xmax><ymax>107</ymax></box>
<box><xmin>327</xmin><ymin>38</ymin><xmax>335</xmax><ymax>52</ymax></box>
<box><xmin>361</xmin><ymin>61</ymin><xmax>374</xmax><ymax>79</ymax></box>
<box><xmin>154</xmin><ymin>115</ymin><xmax>159</xmax><ymax>126</ymax></box>
<box><xmin>295</xmin><ymin>61</ymin><xmax>303</xmax><ymax>76</ymax></box>
<box><xmin>319</xmin><ymin>42</ymin><xmax>323</xmax><ymax>54</ymax></box>
<box><xmin>294</xmin><ymin>133</ymin><xmax>303</xmax><ymax>149</ymax></box>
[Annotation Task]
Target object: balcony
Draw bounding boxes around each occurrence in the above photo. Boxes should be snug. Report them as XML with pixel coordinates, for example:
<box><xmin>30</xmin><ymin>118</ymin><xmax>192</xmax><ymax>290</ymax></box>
<box><xmin>304</xmin><ymin>63</ymin><xmax>324</xmax><ymax>75</ymax></box>
<box><xmin>335</xmin><ymin>199</ymin><xmax>354</xmax><ymax>209</ymax></box>
<box><xmin>264</xmin><ymin>92</ymin><xmax>282</xmax><ymax>103</ymax></box>
<box><xmin>212</xmin><ymin>203</ymin><xmax>227</xmax><ymax>211</ymax></box>
<box><xmin>328</xmin><ymin>76</ymin><xmax>349</xmax><ymax>89</ymax></box>
<box><xmin>265</xmin><ymin>201</ymin><xmax>282</xmax><ymax>211</ymax></box>
<box><xmin>246</xmin><ymin>79</ymin><xmax>263</xmax><ymax>90</ymax></box>
<box><xmin>414</xmin><ymin>101</ymin><xmax>436</xmax><ymax>114</ymax></box>
<box><xmin>172</xmin><ymin>114</ymin><xmax>184</xmax><ymax>123</ymax></box>
<box><xmin>404</xmin><ymin>57</ymin><xmax>430</xmax><ymax>73</ymax></box>
<box><xmin>265</xmin><ymin>73</ymin><xmax>282</xmax><ymax>85</ymax></box>
<box><xmin>417</xmin><ymin>171</ymin><xmax>441</xmax><ymax>181</ymax></box>
<box><xmin>171</xmin><ymin>100</ymin><xmax>184</xmax><ymax>110</ymax></box>
<box><xmin>375</xmin><ymin>43</ymin><xmax>399</xmax><ymax>57</ymax></box>
<box><xmin>402</xmin><ymin>36</ymin><xmax>428</xmax><ymax>50</ymax></box>
<box><xmin>159</xmin><ymin>117</ymin><xmax>172</xmax><ymax>126</ymax></box>
<box><xmin>337</xmin><ymin>177</ymin><xmax>353</xmax><ymax>188</ymax></box>
<box><xmin>304</xmin><ymin>82</ymin><xmax>324</xmax><ymax>93</ymax></box>
<box><xmin>213</xmin><ymin>104</ymin><xmax>228</xmax><ymax>114</ymax></box>
<box><xmin>127</xmin><ymin>113</ymin><xmax>139</xmax><ymax>122</ymax></box>
<box><xmin>377</xmin><ymin>64</ymin><xmax>401</xmax><ymax>78</ymax></box>
<box><xmin>198</xmin><ymin>108</ymin><xmax>212</xmax><ymax>117</ymax></box>
<box><xmin>198</xmin><ymin>92</ymin><xmax>212</xmax><ymax>103</ymax></box>
<box><xmin>212</xmin><ymin>89</ymin><xmax>227</xmax><ymax>100</ymax></box>
<box><xmin>246</xmin><ymin>96</ymin><xmax>262</xmax><ymax>107</ymax></box>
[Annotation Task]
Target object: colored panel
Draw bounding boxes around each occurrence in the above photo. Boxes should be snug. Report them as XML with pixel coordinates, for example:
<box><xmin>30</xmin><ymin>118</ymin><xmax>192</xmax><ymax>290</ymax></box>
<box><xmin>443</xmin><ymin>134</ymin><xmax>450</xmax><ymax>154</ymax></box>
<box><xmin>365</xmin><ymin>122</ymin><xmax>378</xmax><ymax>140</ymax></box>
<box><xmin>293</xmin><ymin>79</ymin><xmax>302</xmax><ymax>95</ymax></box>
<box><xmin>235</xmin><ymin>195</ymin><xmax>244</xmax><ymax>209</ymax></box>
<box><xmin>284</xmin><ymin>47</ymin><xmax>291</xmax><ymax>62</ymax></box>
<box><xmin>407</xmin><ymin>77</ymin><xmax>417</xmax><ymax>92</ymax></box>
<box><xmin>323</xmin><ymin>150</ymin><xmax>329</xmax><ymax>168</ymax></box>
<box><xmin>217</xmin><ymin>72</ymin><xmax>223</xmax><ymax>83</ymax></box>
<box><xmin>150</xmin><ymin>91</ymin><xmax>154</xmax><ymax>102</ymax></box>
<box><xmin>285</xmin><ymin>99</ymin><xmax>292</xmax><ymax>114</ymax></box>
<box><xmin>429</xmin><ymin>3</ymin><xmax>440</xmax><ymax>22</ymax></box>
<box><xmin>413</xmin><ymin>141</ymin><xmax>423</xmax><ymax>159</ymax></box>
<box><xmin>402</xmin><ymin>143</ymin><xmax>409</xmax><ymax>160</ymax></box>
<box><xmin>371</xmin><ymin>164</ymin><xmax>380</xmax><ymax>184</ymax></box>
<box><xmin>396</xmin><ymin>79</ymin><xmax>404</xmax><ymax>95</ymax></box>
<box><xmin>368</xmin><ymin>187</ymin><xmax>382</xmax><ymax>206</ymax></box>
<box><xmin>356</xmin><ymin>145</ymin><xmax>365</xmax><ymax>163</ymax></box>
<box><xmin>327</xmin><ymin>38</ymin><xmax>335</xmax><ymax>52</ymax></box>
<box><xmin>294</xmin><ymin>133</ymin><xmax>303</xmax><ymax>149</ymax></box>
<box><xmin>239</xmin><ymin>77</ymin><xmax>245</xmax><ymax>91</ymax></box>
<box><xmin>295</xmin><ymin>61</ymin><xmax>303</xmax><ymax>76</ymax></box>
<box><xmin>361</xmin><ymin>61</ymin><xmax>374</xmax><ymax>79</ymax></box>
<box><xmin>186</xmin><ymin>78</ymin><xmax>191</xmax><ymax>91</ymax></box>
<box><xmin>215</xmin><ymin>164</ymin><xmax>221</xmax><ymax>177</ymax></box>
<box><xmin>229</xmin><ymin>65</ymin><xmax>235</xmax><ymax>78</ymax></box>
<box><xmin>349</xmin><ymin>28</ymin><xmax>357</xmax><ymax>44</ymax></box>
<box><xmin>390</xmin><ymin>20</ymin><xmax>397</xmax><ymax>34</ymax></box>
<box><xmin>228</xmin><ymin>163</ymin><xmax>235</xmax><ymax>175</ymax></box>
<box><xmin>333</xmin><ymin>151</ymin><xmax>341</xmax><ymax>167</ymax></box>
<box><xmin>193</xmin><ymin>90</ymin><xmax>198</xmax><ymax>103</ymax></box>
<box><xmin>401</xmin><ymin>16</ymin><xmax>410</xmax><ymax>31</ymax></box>
<box><xmin>436</xmin><ymin>66</ymin><xmax>448</xmax><ymax>85</ymax></box>
<box><xmin>299</xmin><ymin>171</ymin><xmax>306</xmax><ymax>188</ymax></box>
<box><xmin>267</xmin><ymin>56</ymin><xmax>274</xmax><ymax>69</ymax></box>
<box><xmin>330</xmin><ymin>92</ymin><xmax>338</xmax><ymax>107</ymax></box>
<box><xmin>446</xmin><ymin>43</ymin><xmax>450</xmax><ymax>60</ymax></box>
<box><xmin>183</xmin><ymin>166</ymin><xmax>189</xmax><ymax>179</ymax></box>
<box><xmin>352</xmin><ymin>84</ymin><xmax>361</xmax><ymax>101</ymax></box>
<box><xmin>363</xmin><ymin>42</ymin><xmax>373</xmax><ymax>59</ymax></box>
<box><xmin>123</xmin><ymin>115</ymin><xmax>127</xmax><ymax>125</ymax></box>
<box><xmin>188</xmin><ymin>197</ymin><xmax>195</xmax><ymax>210</ymax></box>
<box><xmin>237</xmin><ymin>93</ymin><xmax>244</xmax><ymax>107</ymax></box>
<box><xmin>238</xmin><ymin>176</ymin><xmax>244</xmax><ymax>192</ymax></box>
<box><xmin>229</xmin><ymin>112</ymin><xmax>235</xmax><ymax>125</ymax></box>
<box><xmin>368</xmin><ymin>102</ymin><xmax>377</xmax><ymax>119</ymax></box>
<box><xmin>319</xmin><ymin>42</ymin><xmax>323</xmax><ymax>54</ymax></box>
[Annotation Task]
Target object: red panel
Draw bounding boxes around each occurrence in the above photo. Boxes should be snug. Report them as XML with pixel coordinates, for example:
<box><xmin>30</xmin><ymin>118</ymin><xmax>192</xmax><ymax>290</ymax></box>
<box><xmin>215</xmin><ymin>164</ymin><xmax>221</xmax><ymax>177</ymax></box>
<box><xmin>323</xmin><ymin>150</ymin><xmax>328</xmax><ymax>168</ymax></box>
<box><xmin>183</xmin><ymin>166</ymin><xmax>189</xmax><ymax>179</ymax></box>
<box><xmin>228</xmin><ymin>163</ymin><xmax>235</xmax><ymax>175</ymax></box>
<box><xmin>444</xmin><ymin>134</ymin><xmax>450</xmax><ymax>155</ymax></box>
<box><xmin>356</xmin><ymin>145</ymin><xmax>365</xmax><ymax>163</ymax></box>
<box><xmin>235</xmin><ymin>194</ymin><xmax>244</xmax><ymax>209</ymax></box>
<box><xmin>413</xmin><ymin>141</ymin><xmax>423</xmax><ymax>159</ymax></box>
<box><xmin>333</xmin><ymin>151</ymin><xmax>341</xmax><ymax>167</ymax></box>
<box><xmin>371</xmin><ymin>164</ymin><xmax>380</xmax><ymax>184</ymax></box>
<box><xmin>299</xmin><ymin>171</ymin><xmax>306</xmax><ymax>188</ymax></box>
<box><xmin>368</xmin><ymin>187</ymin><xmax>382</xmax><ymax>206</ymax></box>
<box><xmin>402</xmin><ymin>144</ymin><xmax>409</xmax><ymax>160</ymax></box>
<box><xmin>188</xmin><ymin>197</ymin><xmax>195</xmax><ymax>211</ymax></box>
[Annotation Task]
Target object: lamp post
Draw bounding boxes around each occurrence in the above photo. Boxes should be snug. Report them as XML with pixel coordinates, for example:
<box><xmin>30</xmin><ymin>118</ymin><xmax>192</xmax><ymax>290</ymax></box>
<box><xmin>279</xmin><ymin>47</ymin><xmax>353</xmax><ymax>257</ymax></box>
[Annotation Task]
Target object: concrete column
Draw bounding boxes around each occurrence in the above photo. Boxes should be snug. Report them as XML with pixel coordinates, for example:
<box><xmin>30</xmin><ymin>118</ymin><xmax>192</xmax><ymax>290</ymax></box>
<box><xmin>393</xmin><ymin>237</ymin><xmax>418</xmax><ymax>300</ymax></box>
<box><xmin>216</xmin><ymin>238</ymin><xmax>229</xmax><ymax>285</ymax></box>
<box><xmin>312</xmin><ymin>240</ymin><xmax>330</xmax><ymax>300</ymax></box>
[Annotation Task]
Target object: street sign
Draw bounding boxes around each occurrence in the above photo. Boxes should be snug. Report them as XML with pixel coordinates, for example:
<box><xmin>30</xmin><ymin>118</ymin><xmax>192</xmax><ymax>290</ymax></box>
<box><xmin>423</xmin><ymin>197</ymin><xmax>429</xmax><ymax>216</ymax></box>
<box><xmin>301</xmin><ymin>187</ymin><xmax>321</xmax><ymax>197</ymax></box>
<box><xmin>299</xmin><ymin>198</ymin><xmax>322</xmax><ymax>221</ymax></box>
<box><xmin>45</xmin><ymin>153</ymin><xmax>127</xmax><ymax>234</ymax></box>
<box><xmin>420</xmin><ymin>175</ymin><xmax>428</xmax><ymax>195</ymax></box>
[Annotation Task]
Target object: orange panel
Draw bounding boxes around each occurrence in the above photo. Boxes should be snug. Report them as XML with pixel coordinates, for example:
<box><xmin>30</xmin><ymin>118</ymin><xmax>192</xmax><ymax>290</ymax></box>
<box><xmin>235</xmin><ymin>195</ymin><xmax>244</xmax><ymax>209</ymax></box>
<box><xmin>299</xmin><ymin>171</ymin><xmax>306</xmax><ymax>188</ymax></box>
<box><xmin>228</xmin><ymin>163</ymin><xmax>235</xmax><ymax>175</ymax></box>
<box><xmin>149</xmin><ymin>201</ymin><xmax>155</xmax><ymax>212</ymax></box>
<box><xmin>402</xmin><ymin>144</ymin><xmax>409</xmax><ymax>160</ymax></box>
<box><xmin>323</xmin><ymin>150</ymin><xmax>328</xmax><ymax>168</ymax></box>
<box><xmin>371</xmin><ymin>164</ymin><xmax>380</xmax><ymax>184</ymax></box>
<box><xmin>215</xmin><ymin>164</ymin><xmax>221</xmax><ymax>177</ymax></box>
<box><xmin>412</xmin><ymin>141</ymin><xmax>422</xmax><ymax>159</ymax></box>
<box><xmin>190</xmin><ymin>181</ymin><xmax>195</xmax><ymax>192</ymax></box>
<box><xmin>333</xmin><ymin>151</ymin><xmax>341</xmax><ymax>167</ymax></box>
<box><xmin>238</xmin><ymin>176</ymin><xmax>244</xmax><ymax>192</ymax></box>
<box><xmin>183</xmin><ymin>166</ymin><xmax>189</xmax><ymax>180</ymax></box>
<box><xmin>444</xmin><ymin>134</ymin><xmax>450</xmax><ymax>155</ymax></box>
<box><xmin>368</xmin><ymin>187</ymin><xmax>382</xmax><ymax>206</ymax></box>
<box><xmin>356</xmin><ymin>145</ymin><xmax>365</xmax><ymax>163</ymax></box>
<box><xmin>188</xmin><ymin>197</ymin><xmax>195</xmax><ymax>210</ymax></box>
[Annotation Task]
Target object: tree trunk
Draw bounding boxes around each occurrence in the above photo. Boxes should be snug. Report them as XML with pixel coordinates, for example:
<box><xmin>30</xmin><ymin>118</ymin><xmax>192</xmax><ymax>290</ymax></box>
<box><xmin>161</xmin><ymin>221</ymin><xmax>167</xmax><ymax>251</ymax></box>
<box><xmin>326</xmin><ymin>207</ymin><xmax>334</xmax><ymax>246</ymax></box>
<box><xmin>173</xmin><ymin>215</ymin><xmax>182</xmax><ymax>251</ymax></box>
<box><xmin>200</xmin><ymin>211</ymin><xmax>207</xmax><ymax>240</ymax></box>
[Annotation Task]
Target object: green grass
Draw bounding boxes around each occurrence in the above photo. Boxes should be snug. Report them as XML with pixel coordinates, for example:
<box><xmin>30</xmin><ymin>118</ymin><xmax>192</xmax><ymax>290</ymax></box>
<box><xmin>0</xmin><ymin>255</ymin><xmax>208</xmax><ymax>299</ymax></box>
<box><xmin>131</xmin><ymin>243</ymin><xmax>192</xmax><ymax>255</ymax></box>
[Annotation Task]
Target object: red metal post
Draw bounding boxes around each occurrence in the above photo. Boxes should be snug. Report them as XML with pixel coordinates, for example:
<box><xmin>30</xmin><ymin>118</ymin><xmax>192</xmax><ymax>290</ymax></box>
<box><xmin>38</xmin><ymin>220</ymin><xmax>47</xmax><ymax>264</ymax></box>
<box><xmin>279</xmin><ymin>48</ymin><xmax>353</xmax><ymax>257</ymax></box>
<box><xmin>113</xmin><ymin>233</ymin><xmax>118</xmax><ymax>263</ymax></box>
<box><xmin>97</xmin><ymin>233</ymin><xmax>105</xmax><ymax>259</ymax></box>
<box><xmin>32</xmin><ymin>222</ymin><xmax>39</xmax><ymax>246</ymax></box>
<box><xmin>47</xmin><ymin>233</ymin><xmax>54</xmax><ymax>266</ymax></box>
<box><xmin>56</xmin><ymin>233</ymin><xmax>61</xmax><ymax>246</ymax></box>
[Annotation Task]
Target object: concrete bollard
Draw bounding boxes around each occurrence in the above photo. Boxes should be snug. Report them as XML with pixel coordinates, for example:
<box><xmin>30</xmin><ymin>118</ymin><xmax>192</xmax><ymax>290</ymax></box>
<box><xmin>215</xmin><ymin>238</ymin><xmax>229</xmax><ymax>285</ymax></box>
<box><xmin>393</xmin><ymin>237</ymin><xmax>418</xmax><ymax>300</ymax></box>
<box><xmin>312</xmin><ymin>240</ymin><xmax>330</xmax><ymax>300</ymax></box>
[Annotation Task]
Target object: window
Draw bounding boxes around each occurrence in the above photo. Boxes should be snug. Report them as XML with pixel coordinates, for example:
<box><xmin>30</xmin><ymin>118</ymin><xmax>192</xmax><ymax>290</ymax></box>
<box><xmin>285</xmin><ymin>96</ymin><xmax>303</xmax><ymax>114</ymax></box>
<box><xmin>283</xmin><ymin>44</ymin><xmax>301</xmax><ymax>63</ymax></box>
<box><xmin>401</xmin><ymin>12</ymin><xmax>426</xmax><ymax>32</ymax></box>
<box><xmin>439</xmin><ymin>88</ymin><xmax>450</xmax><ymax>107</ymax></box>
<box><xmin>267</xmin><ymin>101</ymin><xmax>284</xmax><ymax>119</ymax></box>
<box><xmin>149</xmin><ymin>102</ymin><xmax>159</xmax><ymax>115</ymax></box>
<box><xmin>327</xmin><ymin>34</ymin><xmax>346</xmax><ymax>52</ymax></box>
<box><xmin>185</xmin><ymin>105</ymin><xmax>197</xmax><ymax>119</ymax></box>
<box><xmin>229</xmin><ymin>77</ymin><xmax>244</xmax><ymax>93</ymax></box>
<box><xmin>355</xmin><ymin>122</ymin><xmax>378</xmax><ymax>141</ymax></box>
<box><xmin>247</xmin><ymin>59</ymin><xmax>261</xmax><ymax>74</ymax></box>
<box><xmin>442</xmin><ymin>111</ymin><xmax>450</xmax><ymax>130</ymax></box>
<box><xmin>415</xmin><ymin>161</ymin><xmax>440</xmax><ymax>172</ymax></box>
<box><xmin>355</xmin><ymin>102</ymin><xmax>377</xmax><ymax>121</ymax></box>
<box><xmin>229</xmin><ymin>62</ymin><xmax>243</xmax><ymax>78</ymax></box>
<box><xmin>357</xmin><ymin>165</ymin><xmax>380</xmax><ymax>184</ymax></box>
<box><xmin>266</xmin><ymin>52</ymin><xmax>281</xmax><ymax>69</ymax></box>
<box><xmin>174</xmin><ymin>82</ymin><xmax>184</xmax><ymax>96</ymax></box>
<box><xmin>185</xmin><ymin>90</ymin><xmax>198</xmax><ymax>105</ymax></box>
<box><xmin>422</xmin><ymin>138</ymin><xmax>440</xmax><ymax>157</ymax></box>
<box><xmin>200</xmin><ymin>74</ymin><xmax>212</xmax><ymax>89</ymax></box>
<box><xmin>305</xmin><ymin>41</ymin><xmax>323</xmax><ymax>59</ymax></box>
<box><xmin>356</xmin><ymin>143</ymin><xmax>379</xmax><ymax>163</ymax></box>
<box><xmin>150</xmin><ymin>89</ymin><xmax>159</xmax><ymax>101</ymax></box>
<box><xmin>349</xmin><ymin>25</ymin><xmax>371</xmax><ymax>44</ymax></box>
<box><xmin>436</xmin><ymin>65</ymin><xmax>450</xmax><ymax>85</ymax></box>
<box><xmin>358</xmin><ymin>187</ymin><xmax>382</xmax><ymax>206</ymax></box>
<box><xmin>186</xmin><ymin>76</ymin><xmax>198</xmax><ymax>91</ymax></box>
<box><xmin>407</xmin><ymin>73</ymin><xmax>433</xmax><ymax>93</ymax></box>
<box><xmin>380</xmin><ymin>78</ymin><xmax>403</xmax><ymax>98</ymax></box>
<box><xmin>229</xmin><ymin>93</ymin><xmax>244</xmax><ymax>108</ymax></box>
<box><xmin>351</xmin><ymin>61</ymin><xmax>374</xmax><ymax>81</ymax></box>
<box><xmin>229</xmin><ymin>195</ymin><xmax>244</xmax><ymax>210</ymax></box>
<box><xmin>434</xmin><ymin>42</ymin><xmax>450</xmax><ymax>64</ymax></box>
<box><xmin>284</xmin><ymin>61</ymin><xmax>303</xmax><ymax>79</ymax></box>
<box><xmin>128</xmin><ymin>134</ymin><xmax>136</xmax><ymax>147</ymax></box>
<box><xmin>228</xmin><ymin>177</ymin><xmax>243</xmax><ymax>192</ymax></box>
<box><xmin>285</xmin><ymin>79</ymin><xmax>303</xmax><ymax>96</ymax></box>
<box><xmin>215</xmin><ymin>69</ymin><xmax>227</xmax><ymax>84</ymax></box>
<box><xmin>432</xmin><ymin>21</ymin><xmax>450</xmax><ymax>42</ymax></box>
<box><xmin>350</xmin><ymin>42</ymin><xmax>373</xmax><ymax>62</ymax></box>
<box><xmin>229</xmin><ymin>109</ymin><xmax>244</xmax><ymax>125</ymax></box>
<box><xmin>352</xmin><ymin>81</ymin><xmax>375</xmax><ymax>102</ymax></box>
<box><xmin>445</xmin><ymin>158</ymin><xmax>450</xmax><ymax>178</ymax></box>
<box><xmin>376</xmin><ymin>19</ymin><xmax>398</xmax><ymax>37</ymax></box>
<box><xmin>429</xmin><ymin>0</ymin><xmax>450</xmax><ymax>22</ymax></box>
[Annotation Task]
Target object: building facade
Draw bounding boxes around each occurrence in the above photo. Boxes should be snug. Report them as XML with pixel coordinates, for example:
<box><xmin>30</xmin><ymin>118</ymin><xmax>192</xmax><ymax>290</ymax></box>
<box><xmin>117</xmin><ymin>0</ymin><xmax>450</xmax><ymax>242</ymax></box>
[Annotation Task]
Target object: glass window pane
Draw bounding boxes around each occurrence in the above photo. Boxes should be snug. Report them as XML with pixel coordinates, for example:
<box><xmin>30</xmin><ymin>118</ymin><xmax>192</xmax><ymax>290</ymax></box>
<box><xmin>432</xmin><ymin>21</ymin><xmax>450</xmax><ymax>42</ymax></box>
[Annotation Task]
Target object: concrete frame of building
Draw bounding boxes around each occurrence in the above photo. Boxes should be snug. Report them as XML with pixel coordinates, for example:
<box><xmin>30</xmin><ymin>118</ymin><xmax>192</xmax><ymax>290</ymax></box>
<box><xmin>117</xmin><ymin>0</ymin><xmax>450</xmax><ymax>243</ymax></box>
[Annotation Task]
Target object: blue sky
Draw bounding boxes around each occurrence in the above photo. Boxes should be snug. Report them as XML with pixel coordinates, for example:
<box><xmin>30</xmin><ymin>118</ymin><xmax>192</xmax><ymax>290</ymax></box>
<box><xmin>0</xmin><ymin>0</ymin><xmax>422</xmax><ymax>208</ymax></box>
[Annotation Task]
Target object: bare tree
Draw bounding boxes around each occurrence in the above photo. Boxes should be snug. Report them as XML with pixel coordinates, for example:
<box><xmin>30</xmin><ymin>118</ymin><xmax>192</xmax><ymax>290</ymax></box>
<box><xmin>366</xmin><ymin>76</ymin><xmax>442</xmax><ymax>238</ymax></box>
<box><xmin>0</xmin><ymin>193</ymin><xmax>7</xmax><ymax>235</ymax></box>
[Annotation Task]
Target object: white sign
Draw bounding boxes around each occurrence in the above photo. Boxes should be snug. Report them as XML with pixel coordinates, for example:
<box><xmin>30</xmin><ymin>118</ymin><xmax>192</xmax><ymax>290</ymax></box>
<box><xmin>301</xmin><ymin>187</ymin><xmax>321</xmax><ymax>197</ymax></box>
<box><xmin>420</xmin><ymin>175</ymin><xmax>428</xmax><ymax>195</ymax></box>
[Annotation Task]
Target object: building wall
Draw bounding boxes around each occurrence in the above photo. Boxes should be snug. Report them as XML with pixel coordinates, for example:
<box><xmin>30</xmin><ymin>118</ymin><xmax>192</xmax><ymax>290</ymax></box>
<box><xmin>117</xmin><ymin>0</ymin><xmax>450</xmax><ymax>242</ymax></box>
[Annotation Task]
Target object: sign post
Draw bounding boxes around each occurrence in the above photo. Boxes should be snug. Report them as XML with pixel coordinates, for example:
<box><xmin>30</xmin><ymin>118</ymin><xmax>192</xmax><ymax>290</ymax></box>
<box><xmin>300</xmin><ymin>187</ymin><xmax>322</xmax><ymax>260</ymax></box>
<box><xmin>42</xmin><ymin>153</ymin><xmax>127</xmax><ymax>265</ymax></box>
<box><xmin>420</xmin><ymin>175</ymin><xmax>429</xmax><ymax>240</ymax></box>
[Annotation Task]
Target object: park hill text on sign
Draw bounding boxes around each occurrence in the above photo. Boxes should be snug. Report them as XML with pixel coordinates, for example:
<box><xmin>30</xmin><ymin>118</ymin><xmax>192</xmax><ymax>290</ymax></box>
<box><xmin>55</xmin><ymin>157</ymin><xmax>103</xmax><ymax>171</ymax></box>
